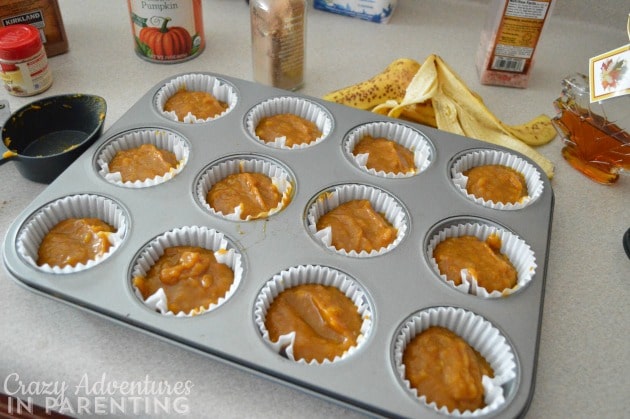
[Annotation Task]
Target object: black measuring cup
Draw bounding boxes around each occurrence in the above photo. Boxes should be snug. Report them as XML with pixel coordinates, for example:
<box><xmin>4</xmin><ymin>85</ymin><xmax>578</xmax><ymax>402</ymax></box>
<box><xmin>0</xmin><ymin>94</ymin><xmax>107</xmax><ymax>183</ymax></box>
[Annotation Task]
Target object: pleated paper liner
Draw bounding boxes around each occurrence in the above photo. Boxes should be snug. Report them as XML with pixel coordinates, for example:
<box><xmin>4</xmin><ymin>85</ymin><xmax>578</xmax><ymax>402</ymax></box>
<box><xmin>16</xmin><ymin>194</ymin><xmax>128</xmax><ymax>274</ymax></box>
<box><xmin>253</xmin><ymin>264</ymin><xmax>373</xmax><ymax>365</ymax></box>
<box><xmin>130</xmin><ymin>225</ymin><xmax>243</xmax><ymax>317</ymax></box>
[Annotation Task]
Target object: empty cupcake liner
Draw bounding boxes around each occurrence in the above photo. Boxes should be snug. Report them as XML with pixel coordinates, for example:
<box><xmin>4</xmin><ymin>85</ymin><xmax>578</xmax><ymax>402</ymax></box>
<box><xmin>306</xmin><ymin>183</ymin><xmax>408</xmax><ymax>257</ymax></box>
<box><xmin>155</xmin><ymin>73</ymin><xmax>238</xmax><ymax>123</ymax></box>
<box><xmin>451</xmin><ymin>149</ymin><xmax>544</xmax><ymax>210</ymax></box>
<box><xmin>16</xmin><ymin>194</ymin><xmax>128</xmax><ymax>274</ymax></box>
<box><xmin>343</xmin><ymin>121</ymin><xmax>433</xmax><ymax>178</ymax></box>
<box><xmin>427</xmin><ymin>221</ymin><xmax>537</xmax><ymax>298</ymax></box>
<box><xmin>245</xmin><ymin>96</ymin><xmax>333</xmax><ymax>149</ymax></box>
<box><xmin>393</xmin><ymin>306</ymin><xmax>517</xmax><ymax>417</ymax></box>
<box><xmin>196</xmin><ymin>155</ymin><xmax>294</xmax><ymax>221</ymax></box>
<box><xmin>96</xmin><ymin>128</ymin><xmax>190</xmax><ymax>188</ymax></box>
<box><xmin>253</xmin><ymin>264</ymin><xmax>373</xmax><ymax>365</ymax></box>
<box><xmin>130</xmin><ymin>225</ymin><xmax>243</xmax><ymax>317</ymax></box>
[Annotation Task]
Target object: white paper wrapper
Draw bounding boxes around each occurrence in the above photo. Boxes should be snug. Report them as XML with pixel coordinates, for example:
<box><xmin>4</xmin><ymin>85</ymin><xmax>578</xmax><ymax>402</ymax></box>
<box><xmin>427</xmin><ymin>222</ymin><xmax>537</xmax><ymax>298</ymax></box>
<box><xmin>130</xmin><ymin>225</ymin><xmax>243</xmax><ymax>317</ymax></box>
<box><xmin>451</xmin><ymin>149</ymin><xmax>544</xmax><ymax>210</ymax></box>
<box><xmin>155</xmin><ymin>73</ymin><xmax>237</xmax><ymax>123</ymax></box>
<box><xmin>253</xmin><ymin>264</ymin><xmax>373</xmax><ymax>365</ymax></box>
<box><xmin>96</xmin><ymin>129</ymin><xmax>189</xmax><ymax>188</ymax></box>
<box><xmin>196</xmin><ymin>156</ymin><xmax>294</xmax><ymax>221</ymax></box>
<box><xmin>343</xmin><ymin>121</ymin><xmax>433</xmax><ymax>178</ymax></box>
<box><xmin>393</xmin><ymin>306</ymin><xmax>517</xmax><ymax>417</ymax></box>
<box><xmin>245</xmin><ymin>96</ymin><xmax>333</xmax><ymax>149</ymax></box>
<box><xmin>306</xmin><ymin>183</ymin><xmax>408</xmax><ymax>257</ymax></box>
<box><xmin>16</xmin><ymin>194</ymin><xmax>127</xmax><ymax>274</ymax></box>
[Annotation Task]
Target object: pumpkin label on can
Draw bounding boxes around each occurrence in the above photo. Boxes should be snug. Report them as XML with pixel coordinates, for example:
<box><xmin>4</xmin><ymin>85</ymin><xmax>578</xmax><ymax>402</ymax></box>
<box><xmin>128</xmin><ymin>0</ymin><xmax>204</xmax><ymax>63</ymax></box>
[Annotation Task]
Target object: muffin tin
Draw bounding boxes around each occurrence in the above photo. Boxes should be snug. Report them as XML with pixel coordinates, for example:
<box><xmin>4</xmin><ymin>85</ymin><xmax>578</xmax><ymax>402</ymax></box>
<box><xmin>1</xmin><ymin>72</ymin><xmax>554</xmax><ymax>418</ymax></box>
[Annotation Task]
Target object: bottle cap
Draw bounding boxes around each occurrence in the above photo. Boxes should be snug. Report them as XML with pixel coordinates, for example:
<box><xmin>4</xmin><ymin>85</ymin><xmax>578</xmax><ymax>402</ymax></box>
<box><xmin>0</xmin><ymin>24</ymin><xmax>43</xmax><ymax>61</ymax></box>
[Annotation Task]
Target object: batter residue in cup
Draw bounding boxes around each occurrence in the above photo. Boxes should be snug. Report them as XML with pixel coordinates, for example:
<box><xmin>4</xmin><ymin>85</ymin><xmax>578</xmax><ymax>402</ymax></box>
<box><xmin>133</xmin><ymin>246</ymin><xmax>234</xmax><ymax>314</ymax></box>
<box><xmin>164</xmin><ymin>89</ymin><xmax>228</xmax><ymax>120</ymax></box>
<box><xmin>433</xmin><ymin>234</ymin><xmax>517</xmax><ymax>292</ymax></box>
<box><xmin>109</xmin><ymin>143</ymin><xmax>178</xmax><ymax>182</ymax></box>
<box><xmin>403</xmin><ymin>326</ymin><xmax>494</xmax><ymax>412</ymax></box>
<box><xmin>464</xmin><ymin>164</ymin><xmax>528</xmax><ymax>204</ymax></box>
<box><xmin>37</xmin><ymin>218</ymin><xmax>115</xmax><ymax>268</ymax></box>
<box><xmin>265</xmin><ymin>284</ymin><xmax>362</xmax><ymax>363</ymax></box>
<box><xmin>352</xmin><ymin>135</ymin><xmax>415</xmax><ymax>174</ymax></box>
<box><xmin>255</xmin><ymin>113</ymin><xmax>322</xmax><ymax>146</ymax></box>
<box><xmin>206</xmin><ymin>172</ymin><xmax>283</xmax><ymax>219</ymax></box>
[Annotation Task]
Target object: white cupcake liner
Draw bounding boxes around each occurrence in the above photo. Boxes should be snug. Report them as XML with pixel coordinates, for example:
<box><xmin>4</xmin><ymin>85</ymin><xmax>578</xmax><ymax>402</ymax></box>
<box><xmin>97</xmin><ymin>129</ymin><xmax>189</xmax><ymax>188</ymax></box>
<box><xmin>245</xmin><ymin>96</ymin><xmax>333</xmax><ymax>149</ymax></box>
<box><xmin>344</xmin><ymin>121</ymin><xmax>433</xmax><ymax>178</ymax></box>
<box><xmin>16</xmin><ymin>194</ymin><xmax>127</xmax><ymax>274</ymax></box>
<box><xmin>427</xmin><ymin>221</ymin><xmax>537</xmax><ymax>298</ymax></box>
<box><xmin>196</xmin><ymin>156</ymin><xmax>294</xmax><ymax>221</ymax></box>
<box><xmin>393</xmin><ymin>306</ymin><xmax>517</xmax><ymax>417</ymax></box>
<box><xmin>253</xmin><ymin>264</ymin><xmax>373</xmax><ymax>365</ymax></box>
<box><xmin>155</xmin><ymin>73</ymin><xmax>237</xmax><ymax>123</ymax></box>
<box><xmin>130</xmin><ymin>225</ymin><xmax>243</xmax><ymax>317</ymax></box>
<box><xmin>306</xmin><ymin>184</ymin><xmax>408</xmax><ymax>257</ymax></box>
<box><xmin>451</xmin><ymin>149</ymin><xmax>544</xmax><ymax>210</ymax></box>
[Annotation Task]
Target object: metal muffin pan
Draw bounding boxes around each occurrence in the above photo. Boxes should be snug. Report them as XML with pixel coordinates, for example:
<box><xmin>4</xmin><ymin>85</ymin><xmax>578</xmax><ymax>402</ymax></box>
<box><xmin>2</xmin><ymin>72</ymin><xmax>554</xmax><ymax>418</ymax></box>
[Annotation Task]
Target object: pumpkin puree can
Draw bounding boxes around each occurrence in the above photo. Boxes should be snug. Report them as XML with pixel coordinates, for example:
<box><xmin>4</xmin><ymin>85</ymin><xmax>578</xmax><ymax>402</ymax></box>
<box><xmin>128</xmin><ymin>0</ymin><xmax>204</xmax><ymax>63</ymax></box>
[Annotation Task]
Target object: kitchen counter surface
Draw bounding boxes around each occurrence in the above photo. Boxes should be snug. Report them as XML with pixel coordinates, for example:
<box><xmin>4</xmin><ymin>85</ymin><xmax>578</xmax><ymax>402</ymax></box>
<box><xmin>1</xmin><ymin>1</ymin><xmax>628</xmax><ymax>418</ymax></box>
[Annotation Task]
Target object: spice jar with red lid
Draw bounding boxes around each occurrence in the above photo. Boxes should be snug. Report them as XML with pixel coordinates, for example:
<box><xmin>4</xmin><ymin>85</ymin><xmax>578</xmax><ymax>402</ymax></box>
<box><xmin>0</xmin><ymin>24</ymin><xmax>53</xmax><ymax>96</ymax></box>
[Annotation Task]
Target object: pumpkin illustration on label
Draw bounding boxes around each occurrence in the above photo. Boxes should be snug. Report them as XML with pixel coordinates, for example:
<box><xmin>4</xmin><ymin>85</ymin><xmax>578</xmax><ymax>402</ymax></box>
<box><xmin>139</xmin><ymin>18</ymin><xmax>193</xmax><ymax>60</ymax></box>
<box><xmin>128</xmin><ymin>0</ymin><xmax>205</xmax><ymax>63</ymax></box>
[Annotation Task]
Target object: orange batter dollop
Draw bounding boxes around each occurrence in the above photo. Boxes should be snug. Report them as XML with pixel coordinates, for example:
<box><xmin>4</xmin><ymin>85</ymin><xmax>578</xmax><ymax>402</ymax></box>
<box><xmin>464</xmin><ymin>165</ymin><xmax>528</xmax><ymax>204</ymax></box>
<box><xmin>133</xmin><ymin>246</ymin><xmax>234</xmax><ymax>314</ymax></box>
<box><xmin>352</xmin><ymin>135</ymin><xmax>415</xmax><ymax>174</ymax></box>
<box><xmin>403</xmin><ymin>326</ymin><xmax>494</xmax><ymax>412</ymax></box>
<box><xmin>255</xmin><ymin>114</ymin><xmax>322</xmax><ymax>146</ymax></box>
<box><xmin>164</xmin><ymin>90</ymin><xmax>228</xmax><ymax>120</ymax></box>
<box><xmin>109</xmin><ymin>143</ymin><xmax>178</xmax><ymax>182</ymax></box>
<box><xmin>207</xmin><ymin>172</ymin><xmax>283</xmax><ymax>219</ymax></box>
<box><xmin>316</xmin><ymin>199</ymin><xmax>397</xmax><ymax>253</ymax></box>
<box><xmin>265</xmin><ymin>284</ymin><xmax>362</xmax><ymax>363</ymax></box>
<box><xmin>433</xmin><ymin>234</ymin><xmax>517</xmax><ymax>293</ymax></box>
<box><xmin>37</xmin><ymin>218</ymin><xmax>115</xmax><ymax>268</ymax></box>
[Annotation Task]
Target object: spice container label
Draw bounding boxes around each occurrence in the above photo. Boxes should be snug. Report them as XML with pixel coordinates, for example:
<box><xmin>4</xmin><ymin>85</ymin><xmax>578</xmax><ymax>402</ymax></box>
<box><xmin>127</xmin><ymin>0</ymin><xmax>204</xmax><ymax>63</ymax></box>
<box><xmin>476</xmin><ymin>0</ymin><xmax>554</xmax><ymax>88</ymax></box>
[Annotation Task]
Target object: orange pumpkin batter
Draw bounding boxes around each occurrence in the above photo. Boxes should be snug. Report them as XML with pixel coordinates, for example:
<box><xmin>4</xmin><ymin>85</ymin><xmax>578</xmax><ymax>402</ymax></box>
<box><xmin>352</xmin><ymin>135</ymin><xmax>415</xmax><ymax>174</ymax></box>
<box><xmin>133</xmin><ymin>246</ymin><xmax>234</xmax><ymax>314</ymax></box>
<box><xmin>316</xmin><ymin>199</ymin><xmax>397</xmax><ymax>253</ymax></box>
<box><xmin>265</xmin><ymin>284</ymin><xmax>362</xmax><ymax>363</ymax></box>
<box><xmin>164</xmin><ymin>90</ymin><xmax>228</xmax><ymax>120</ymax></box>
<box><xmin>464</xmin><ymin>165</ymin><xmax>528</xmax><ymax>204</ymax></box>
<box><xmin>403</xmin><ymin>326</ymin><xmax>494</xmax><ymax>412</ymax></box>
<box><xmin>206</xmin><ymin>172</ymin><xmax>283</xmax><ymax>219</ymax></box>
<box><xmin>37</xmin><ymin>218</ymin><xmax>115</xmax><ymax>268</ymax></box>
<box><xmin>255</xmin><ymin>113</ymin><xmax>322</xmax><ymax>146</ymax></box>
<box><xmin>433</xmin><ymin>234</ymin><xmax>517</xmax><ymax>292</ymax></box>
<box><xmin>109</xmin><ymin>143</ymin><xmax>178</xmax><ymax>182</ymax></box>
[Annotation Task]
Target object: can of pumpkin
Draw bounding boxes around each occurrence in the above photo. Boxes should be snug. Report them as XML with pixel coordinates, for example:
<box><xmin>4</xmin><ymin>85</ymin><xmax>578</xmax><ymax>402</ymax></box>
<box><xmin>127</xmin><ymin>0</ymin><xmax>205</xmax><ymax>63</ymax></box>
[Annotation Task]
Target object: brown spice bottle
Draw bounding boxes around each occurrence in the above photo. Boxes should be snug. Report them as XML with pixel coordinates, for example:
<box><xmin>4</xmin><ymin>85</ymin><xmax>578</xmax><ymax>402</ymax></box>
<box><xmin>250</xmin><ymin>0</ymin><xmax>306</xmax><ymax>91</ymax></box>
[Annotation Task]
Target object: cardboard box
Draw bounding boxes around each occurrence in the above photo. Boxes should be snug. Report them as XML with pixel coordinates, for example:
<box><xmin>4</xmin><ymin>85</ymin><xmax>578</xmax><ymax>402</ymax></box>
<box><xmin>314</xmin><ymin>0</ymin><xmax>398</xmax><ymax>24</ymax></box>
<box><xmin>0</xmin><ymin>0</ymin><xmax>69</xmax><ymax>57</ymax></box>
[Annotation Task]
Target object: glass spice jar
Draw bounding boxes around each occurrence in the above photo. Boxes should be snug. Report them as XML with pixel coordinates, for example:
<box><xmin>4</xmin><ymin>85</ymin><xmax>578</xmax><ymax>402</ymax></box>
<box><xmin>250</xmin><ymin>0</ymin><xmax>306</xmax><ymax>91</ymax></box>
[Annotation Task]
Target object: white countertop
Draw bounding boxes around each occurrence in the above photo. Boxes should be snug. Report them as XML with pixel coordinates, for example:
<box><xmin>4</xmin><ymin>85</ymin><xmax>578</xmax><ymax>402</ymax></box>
<box><xmin>1</xmin><ymin>1</ymin><xmax>629</xmax><ymax>418</ymax></box>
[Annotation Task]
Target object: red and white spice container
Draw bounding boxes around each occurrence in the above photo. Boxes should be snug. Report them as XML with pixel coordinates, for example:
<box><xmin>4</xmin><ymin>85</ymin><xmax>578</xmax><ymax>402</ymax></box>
<box><xmin>0</xmin><ymin>23</ymin><xmax>52</xmax><ymax>96</ymax></box>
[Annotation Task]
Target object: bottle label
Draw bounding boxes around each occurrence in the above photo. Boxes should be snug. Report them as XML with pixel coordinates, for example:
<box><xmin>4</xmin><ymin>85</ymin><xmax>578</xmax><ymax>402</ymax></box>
<box><xmin>0</xmin><ymin>49</ymin><xmax>52</xmax><ymax>96</ymax></box>
<box><xmin>127</xmin><ymin>0</ymin><xmax>204</xmax><ymax>63</ymax></box>
<box><xmin>487</xmin><ymin>0</ymin><xmax>552</xmax><ymax>74</ymax></box>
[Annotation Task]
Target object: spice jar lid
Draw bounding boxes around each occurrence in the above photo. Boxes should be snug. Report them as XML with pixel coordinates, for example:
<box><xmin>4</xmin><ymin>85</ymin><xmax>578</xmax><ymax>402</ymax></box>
<box><xmin>0</xmin><ymin>24</ymin><xmax>43</xmax><ymax>61</ymax></box>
